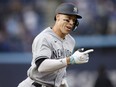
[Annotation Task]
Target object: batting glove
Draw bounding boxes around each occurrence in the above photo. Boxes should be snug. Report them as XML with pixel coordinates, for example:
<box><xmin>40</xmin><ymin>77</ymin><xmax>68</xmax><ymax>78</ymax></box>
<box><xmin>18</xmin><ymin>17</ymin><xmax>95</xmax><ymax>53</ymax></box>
<box><xmin>69</xmin><ymin>48</ymin><xmax>94</xmax><ymax>64</ymax></box>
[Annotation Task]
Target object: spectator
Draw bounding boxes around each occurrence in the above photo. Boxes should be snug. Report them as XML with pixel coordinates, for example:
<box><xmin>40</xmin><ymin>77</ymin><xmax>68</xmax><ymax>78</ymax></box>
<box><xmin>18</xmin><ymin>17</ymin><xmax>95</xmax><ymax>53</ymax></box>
<box><xmin>94</xmin><ymin>65</ymin><xmax>114</xmax><ymax>87</ymax></box>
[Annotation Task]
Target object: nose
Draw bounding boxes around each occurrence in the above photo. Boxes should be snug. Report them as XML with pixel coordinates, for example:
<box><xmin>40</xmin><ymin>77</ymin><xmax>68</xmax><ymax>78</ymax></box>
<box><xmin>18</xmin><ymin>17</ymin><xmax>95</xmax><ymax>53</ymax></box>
<box><xmin>69</xmin><ymin>20</ymin><xmax>75</xmax><ymax>26</ymax></box>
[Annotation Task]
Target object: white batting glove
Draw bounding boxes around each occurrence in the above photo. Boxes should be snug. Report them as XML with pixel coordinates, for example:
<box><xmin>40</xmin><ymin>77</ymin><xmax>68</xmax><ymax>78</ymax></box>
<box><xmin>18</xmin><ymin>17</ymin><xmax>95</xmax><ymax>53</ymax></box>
<box><xmin>69</xmin><ymin>48</ymin><xmax>94</xmax><ymax>64</ymax></box>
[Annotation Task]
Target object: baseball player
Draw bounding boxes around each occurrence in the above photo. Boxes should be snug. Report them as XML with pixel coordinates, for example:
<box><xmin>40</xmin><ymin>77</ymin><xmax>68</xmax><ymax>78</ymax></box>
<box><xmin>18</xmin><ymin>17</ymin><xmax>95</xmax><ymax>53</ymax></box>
<box><xmin>17</xmin><ymin>3</ymin><xmax>94</xmax><ymax>87</ymax></box>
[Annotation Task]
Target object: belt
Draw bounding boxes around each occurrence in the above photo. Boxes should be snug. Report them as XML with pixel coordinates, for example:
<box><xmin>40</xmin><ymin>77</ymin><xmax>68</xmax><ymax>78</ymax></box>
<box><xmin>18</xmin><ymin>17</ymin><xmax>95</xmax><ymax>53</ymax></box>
<box><xmin>32</xmin><ymin>82</ymin><xmax>42</xmax><ymax>87</ymax></box>
<box><xmin>32</xmin><ymin>82</ymin><xmax>54</xmax><ymax>87</ymax></box>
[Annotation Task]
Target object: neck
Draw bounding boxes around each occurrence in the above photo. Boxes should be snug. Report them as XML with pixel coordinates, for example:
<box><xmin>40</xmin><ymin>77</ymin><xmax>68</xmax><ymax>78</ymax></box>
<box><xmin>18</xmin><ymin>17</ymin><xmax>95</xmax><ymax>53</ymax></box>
<box><xmin>52</xmin><ymin>25</ymin><xmax>66</xmax><ymax>39</ymax></box>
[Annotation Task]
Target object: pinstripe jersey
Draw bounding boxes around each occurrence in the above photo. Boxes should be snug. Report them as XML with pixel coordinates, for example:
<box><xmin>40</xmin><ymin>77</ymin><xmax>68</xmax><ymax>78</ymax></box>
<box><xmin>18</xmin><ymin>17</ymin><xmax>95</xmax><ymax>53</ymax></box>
<box><xmin>27</xmin><ymin>27</ymin><xmax>75</xmax><ymax>87</ymax></box>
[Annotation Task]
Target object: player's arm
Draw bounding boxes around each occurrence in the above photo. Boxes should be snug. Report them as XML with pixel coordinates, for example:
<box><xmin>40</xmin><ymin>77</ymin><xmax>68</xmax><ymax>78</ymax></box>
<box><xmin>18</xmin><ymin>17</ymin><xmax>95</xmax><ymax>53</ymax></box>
<box><xmin>36</xmin><ymin>58</ymin><xmax>67</xmax><ymax>73</ymax></box>
<box><xmin>37</xmin><ymin>49</ymin><xmax>94</xmax><ymax>73</ymax></box>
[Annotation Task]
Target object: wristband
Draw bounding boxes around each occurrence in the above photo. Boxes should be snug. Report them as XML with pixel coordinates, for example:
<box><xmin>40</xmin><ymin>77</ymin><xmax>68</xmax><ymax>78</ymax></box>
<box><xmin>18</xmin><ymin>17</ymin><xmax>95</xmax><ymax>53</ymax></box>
<box><xmin>69</xmin><ymin>56</ymin><xmax>76</xmax><ymax>64</ymax></box>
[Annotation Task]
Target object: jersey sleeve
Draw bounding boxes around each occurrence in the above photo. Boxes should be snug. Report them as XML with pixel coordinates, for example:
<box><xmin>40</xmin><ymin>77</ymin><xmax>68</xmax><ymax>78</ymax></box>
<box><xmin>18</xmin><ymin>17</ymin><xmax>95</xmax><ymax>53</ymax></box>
<box><xmin>32</xmin><ymin>35</ymin><xmax>52</xmax><ymax>62</ymax></box>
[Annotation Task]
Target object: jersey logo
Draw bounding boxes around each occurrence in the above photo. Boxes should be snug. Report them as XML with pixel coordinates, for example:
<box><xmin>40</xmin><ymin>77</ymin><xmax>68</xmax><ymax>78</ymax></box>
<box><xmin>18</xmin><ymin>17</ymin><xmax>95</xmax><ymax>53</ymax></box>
<box><xmin>52</xmin><ymin>49</ymin><xmax>72</xmax><ymax>59</ymax></box>
<box><xmin>54</xmin><ymin>40</ymin><xmax>57</xmax><ymax>43</ymax></box>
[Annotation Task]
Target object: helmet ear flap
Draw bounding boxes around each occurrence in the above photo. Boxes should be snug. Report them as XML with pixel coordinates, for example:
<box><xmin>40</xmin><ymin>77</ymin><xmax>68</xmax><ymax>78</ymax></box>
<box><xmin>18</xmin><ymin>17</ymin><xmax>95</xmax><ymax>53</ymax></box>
<box><xmin>73</xmin><ymin>20</ymin><xmax>79</xmax><ymax>31</ymax></box>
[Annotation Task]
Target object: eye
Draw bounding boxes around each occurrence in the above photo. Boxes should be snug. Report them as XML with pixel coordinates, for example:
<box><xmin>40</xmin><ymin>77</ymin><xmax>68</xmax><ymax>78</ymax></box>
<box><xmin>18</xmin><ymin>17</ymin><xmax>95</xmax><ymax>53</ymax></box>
<box><xmin>63</xmin><ymin>19</ymin><xmax>70</xmax><ymax>22</ymax></box>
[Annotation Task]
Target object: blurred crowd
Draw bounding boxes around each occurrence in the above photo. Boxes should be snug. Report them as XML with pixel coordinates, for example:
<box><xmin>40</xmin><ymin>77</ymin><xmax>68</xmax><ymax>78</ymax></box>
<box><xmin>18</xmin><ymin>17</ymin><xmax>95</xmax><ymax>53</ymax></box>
<box><xmin>0</xmin><ymin>0</ymin><xmax>116</xmax><ymax>52</ymax></box>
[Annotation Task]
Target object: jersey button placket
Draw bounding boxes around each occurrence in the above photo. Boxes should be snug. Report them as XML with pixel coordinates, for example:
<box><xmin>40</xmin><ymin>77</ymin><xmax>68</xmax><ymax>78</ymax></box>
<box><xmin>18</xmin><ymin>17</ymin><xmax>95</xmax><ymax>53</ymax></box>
<box><xmin>62</xmin><ymin>40</ymin><xmax>66</xmax><ymax>58</ymax></box>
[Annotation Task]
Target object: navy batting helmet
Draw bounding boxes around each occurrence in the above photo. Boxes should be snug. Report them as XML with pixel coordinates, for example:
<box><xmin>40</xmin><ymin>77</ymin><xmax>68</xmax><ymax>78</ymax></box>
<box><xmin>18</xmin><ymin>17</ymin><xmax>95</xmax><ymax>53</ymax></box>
<box><xmin>54</xmin><ymin>3</ymin><xmax>82</xmax><ymax>31</ymax></box>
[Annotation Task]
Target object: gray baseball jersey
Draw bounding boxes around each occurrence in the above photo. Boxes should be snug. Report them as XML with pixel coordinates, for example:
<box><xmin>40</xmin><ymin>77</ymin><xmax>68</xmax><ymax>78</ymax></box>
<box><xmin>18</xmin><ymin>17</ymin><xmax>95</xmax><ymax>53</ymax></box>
<box><xmin>27</xmin><ymin>27</ymin><xmax>75</xmax><ymax>87</ymax></box>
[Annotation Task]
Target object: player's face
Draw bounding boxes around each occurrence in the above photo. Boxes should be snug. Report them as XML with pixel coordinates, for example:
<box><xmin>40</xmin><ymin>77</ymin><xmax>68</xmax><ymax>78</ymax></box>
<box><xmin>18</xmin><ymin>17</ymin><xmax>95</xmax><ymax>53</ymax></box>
<box><xmin>57</xmin><ymin>14</ymin><xmax>77</xmax><ymax>35</ymax></box>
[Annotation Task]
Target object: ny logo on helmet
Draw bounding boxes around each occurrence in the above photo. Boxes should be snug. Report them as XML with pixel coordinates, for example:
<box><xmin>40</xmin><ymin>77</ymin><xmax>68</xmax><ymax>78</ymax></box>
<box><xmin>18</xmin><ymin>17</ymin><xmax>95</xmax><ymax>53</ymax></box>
<box><xmin>73</xmin><ymin>7</ymin><xmax>77</xmax><ymax>13</ymax></box>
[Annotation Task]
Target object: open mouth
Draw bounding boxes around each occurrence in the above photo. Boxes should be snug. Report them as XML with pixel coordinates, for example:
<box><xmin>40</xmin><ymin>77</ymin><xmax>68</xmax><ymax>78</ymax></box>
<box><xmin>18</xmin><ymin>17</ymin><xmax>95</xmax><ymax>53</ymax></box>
<box><xmin>66</xmin><ymin>26</ymin><xmax>72</xmax><ymax>31</ymax></box>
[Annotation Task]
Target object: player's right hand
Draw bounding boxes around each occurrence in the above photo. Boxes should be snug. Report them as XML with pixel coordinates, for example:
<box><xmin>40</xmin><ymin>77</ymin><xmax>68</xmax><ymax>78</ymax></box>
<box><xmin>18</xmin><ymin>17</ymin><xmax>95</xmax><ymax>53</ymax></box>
<box><xmin>69</xmin><ymin>48</ymin><xmax>94</xmax><ymax>64</ymax></box>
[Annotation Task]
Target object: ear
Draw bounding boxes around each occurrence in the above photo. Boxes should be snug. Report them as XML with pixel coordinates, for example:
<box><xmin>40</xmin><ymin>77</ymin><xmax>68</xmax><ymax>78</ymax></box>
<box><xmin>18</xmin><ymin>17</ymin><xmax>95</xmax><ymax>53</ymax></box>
<box><xmin>56</xmin><ymin>14</ymin><xmax>60</xmax><ymax>21</ymax></box>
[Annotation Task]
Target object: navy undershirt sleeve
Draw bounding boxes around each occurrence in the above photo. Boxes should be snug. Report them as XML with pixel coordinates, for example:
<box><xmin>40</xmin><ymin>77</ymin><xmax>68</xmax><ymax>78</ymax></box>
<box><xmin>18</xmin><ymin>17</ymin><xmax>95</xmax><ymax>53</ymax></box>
<box><xmin>35</xmin><ymin>58</ymin><xmax>46</xmax><ymax>68</ymax></box>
